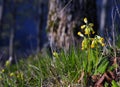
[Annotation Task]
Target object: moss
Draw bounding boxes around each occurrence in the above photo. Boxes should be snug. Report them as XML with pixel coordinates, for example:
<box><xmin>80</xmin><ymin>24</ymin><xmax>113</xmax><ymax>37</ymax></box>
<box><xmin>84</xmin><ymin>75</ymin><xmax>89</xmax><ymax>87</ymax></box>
<box><xmin>52</xmin><ymin>18</ymin><xmax>60</xmax><ymax>32</ymax></box>
<box><xmin>47</xmin><ymin>17</ymin><xmax>60</xmax><ymax>33</ymax></box>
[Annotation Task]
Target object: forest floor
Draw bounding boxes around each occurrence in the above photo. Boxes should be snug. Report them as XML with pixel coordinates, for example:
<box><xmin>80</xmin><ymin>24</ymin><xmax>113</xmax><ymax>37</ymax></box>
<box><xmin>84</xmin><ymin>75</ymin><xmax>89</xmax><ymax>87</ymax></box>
<box><xmin>0</xmin><ymin>47</ymin><xmax>120</xmax><ymax>87</ymax></box>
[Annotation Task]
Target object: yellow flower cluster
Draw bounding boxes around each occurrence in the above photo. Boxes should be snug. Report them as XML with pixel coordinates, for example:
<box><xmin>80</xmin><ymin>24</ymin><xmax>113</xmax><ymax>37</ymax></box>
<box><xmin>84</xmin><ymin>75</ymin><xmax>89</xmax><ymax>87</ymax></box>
<box><xmin>16</xmin><ymin>71</ymin><xmax>23</xmax><ymax>80</ymax></box>
<box><xmin>9</xmin><ymin>71</ymin><xmax>24</xmax><ymax>80</ymax></box>
<box><xmin>78</xmin><ymin>17</ymin><xmax>105</xmax><ymax>50</ymax></box>
<box><xmin>80</xmin><ymin>18</ymin><xmax>95</xmax><ymax>35</ymax></box>
<box><xmin>91</xmin><ymin>35</ymin><xmax>105</xmax><ymax>48</ymax></box>
<box><xmin>81</xmin><ymin>37</ymin><xmax>88</xmax><ymax>50</ymax></box>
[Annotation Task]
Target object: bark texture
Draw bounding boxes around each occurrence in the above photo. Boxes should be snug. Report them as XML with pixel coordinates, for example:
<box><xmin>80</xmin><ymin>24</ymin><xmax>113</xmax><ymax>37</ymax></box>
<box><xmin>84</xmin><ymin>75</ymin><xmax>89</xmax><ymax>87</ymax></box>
<box><xmin>47</xmin><ymin>0</ymin><xmax>97</xmax><ymax>51</ymax></box>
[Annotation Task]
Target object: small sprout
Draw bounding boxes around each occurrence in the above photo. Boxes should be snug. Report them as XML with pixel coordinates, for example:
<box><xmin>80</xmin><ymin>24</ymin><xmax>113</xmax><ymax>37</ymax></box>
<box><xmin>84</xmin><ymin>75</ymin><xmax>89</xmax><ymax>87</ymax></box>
<box><xmin>9</xmin><ymin>72</ymin><xmax>14</xmax><ymax>77</ymax></box>
<box><xmin>77</xmin><ymin>32</ymin><xmax>84</xmax><ymax>37</ymax></box>
<box><xmin>84</xmin><ymin>17</ymin><xmax>88</xmax><ymax>23</ymax></box>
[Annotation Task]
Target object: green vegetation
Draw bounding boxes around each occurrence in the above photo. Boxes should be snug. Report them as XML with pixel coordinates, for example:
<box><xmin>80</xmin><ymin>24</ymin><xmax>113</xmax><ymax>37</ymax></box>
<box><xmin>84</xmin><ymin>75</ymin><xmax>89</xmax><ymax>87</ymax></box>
<box><xmin>0</xmin><ymin>18</ymin><xmax>120</xmax><ymax>87</ymax></box>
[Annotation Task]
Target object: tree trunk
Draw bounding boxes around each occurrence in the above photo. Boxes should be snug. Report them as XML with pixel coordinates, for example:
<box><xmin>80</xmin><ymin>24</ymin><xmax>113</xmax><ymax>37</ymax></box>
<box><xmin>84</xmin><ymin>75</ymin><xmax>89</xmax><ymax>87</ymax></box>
<box><xmin>99</xmin><ymin>0</ymin><xmax>107</xmax><ymax>37</ymax></box>
<box><xmin>0</xmin><ymin>1</ymin><xmax>3</xmax><ymax>45</ymax></box>
<box><xmin>0</xmin><ymin>1</ymin><xmax>3</xmax><ymax>22</ymax></box>
<box><xmin>47</xmin><ymin>0</ymin><xmax>97</xmax><ymax>51</ymax></box>
<box><xmin>37</xmin><ymin>0</ymin><xmax>48</xmax><ymax>53</ymax></box>
<box><xmin>0</xmin><ymin>0</ymin><xmax>15</xmax><ymax>63</ymax></box>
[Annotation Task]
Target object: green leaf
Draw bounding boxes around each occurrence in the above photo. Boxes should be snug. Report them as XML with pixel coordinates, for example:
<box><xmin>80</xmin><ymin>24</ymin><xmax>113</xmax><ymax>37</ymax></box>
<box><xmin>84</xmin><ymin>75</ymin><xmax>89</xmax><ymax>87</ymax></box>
<box><xmin>112</xmin><ymin>80</ymin><xmax>119</xmax><ymax>87</ymax></box>
<box><xmin>95</xmin><ymin>58</ymin><xmax>109</xmax><ymax>74</ymax></box>
<box><xmin>108</xmin><ymin>64</ymin><xmax>118</xmax><ymax>71</ymax></box>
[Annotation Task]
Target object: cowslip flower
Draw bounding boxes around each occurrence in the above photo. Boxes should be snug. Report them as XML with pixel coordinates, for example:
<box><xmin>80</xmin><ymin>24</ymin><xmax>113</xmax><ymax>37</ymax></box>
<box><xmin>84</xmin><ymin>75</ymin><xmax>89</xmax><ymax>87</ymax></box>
<box><xmin>77</xmin><ymin>32</ymin><xmax>84</xmax><ymax>37</ymax></box>
<box><xmin>84</xmin><ymin>17</ymin><xmax>88</xmax><ymax>24</ymax></box>
<box><xmin>91</xmin><ymin>39</ymin><xmax>97</xmax><ymax>48</ymax></box>
<box><xmin>85</xmin><ymin>27</ymin><xmax>91</xmax><ymax>35</ymax></box>
<box><xmin>92</xmin><ymin>30</ymin><xmax>95</xmax><ymax>34</ymax></box>
<box><xmin>89</xmin><ymin>23</ymin><xmax>94</xmax><ymax>27</ymax></box>
<box><xmin>91</xmin><ymin>40</ymin><xmax>95</xmax><ymax>48</ymax></box>
<box><xmin>5</xmin><ymin>60</ymin><xmax>10</xmax><ymax>67</ymax></box>
<box><xmin>81</xmin><ymin>38</ymin><xmax>88</xmax><ymax>50</ymax></box>
<box><xmin>2</xmin><ymin>69</ymin><xmax>5</xmax><ymax>73</ymax></box>
<box><xmin>81</xmin><ymin>25</ymin><xmax>86</xmax><ymax>29</ymax></box>
<box><xmin>17</xmin><ymin>72</ymin><xmax>23</xmax><ymax>80</ymax></box>
<box><xmin>53</xmin><ymin>51</ymin><xmax>59</xmax><ymax>58</ymax></box>
<box><xmin>80</xmin><ymin>18</ymin><xmax>95</xmax><ymax>35</ymax></box>
<box><xmin>0</xmin><ymin>69</ymin><xmax>4</xmax><ymax>74</ymax></box>
<box><xmin>91</xmin><ymin>35</ymin><xmax>105</xmax><ymax>48</ymax></box>
<box><xmin>96</xmin><ymin>35</ymin><xmax>105</xmax><ymax>46</ymax></box>
<box><xmin>10</xmin><ymin>72</ymin><xmax>14</xmax><ymax>77</ymax></box>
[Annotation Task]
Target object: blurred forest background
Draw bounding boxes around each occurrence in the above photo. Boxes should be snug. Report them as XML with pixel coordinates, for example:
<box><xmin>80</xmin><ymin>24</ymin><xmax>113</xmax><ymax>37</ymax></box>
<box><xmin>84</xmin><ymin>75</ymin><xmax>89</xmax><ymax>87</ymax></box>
<box><xmin>0</xmin><ymin>0</ymin><xmax>120</xmax><ymax>63</ymax></box>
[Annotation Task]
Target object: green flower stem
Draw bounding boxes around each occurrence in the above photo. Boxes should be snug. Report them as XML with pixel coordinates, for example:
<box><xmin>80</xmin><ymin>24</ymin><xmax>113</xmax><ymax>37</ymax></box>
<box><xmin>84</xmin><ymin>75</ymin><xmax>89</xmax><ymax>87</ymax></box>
<box><xmin>84</xmin><ymin>36</ymin><xmax>91</xmax><ymax>75</ymax></box>
<box><xmin>95</xmin><ymin>45</ymin><xmax>99</xmax><ymax>70</ymax></box>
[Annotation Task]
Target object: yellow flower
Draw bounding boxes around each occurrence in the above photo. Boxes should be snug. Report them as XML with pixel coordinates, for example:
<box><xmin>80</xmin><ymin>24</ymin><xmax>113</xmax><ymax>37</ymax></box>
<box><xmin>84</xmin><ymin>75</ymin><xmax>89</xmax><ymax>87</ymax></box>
<box><xmin>1</xmin><ymin>69</ymin><xmax>5</xmax><ymax>73</ymax></box>
<box><xmin>99</xmin><ymin>37</ymin><xmax>104</xmax><ymax>43</ymax></box>
<box><xmin>82</xmin><ymin>40</ymin><xmax>85</xmax><ymax>50</ymax></box>
<box><xmin>84</xmin><ymin>17</ymin><xmax>88</xmax><ymax>23</ymax></box>
<box><xmin>77</xmin><ymin>32</ymin><xmax>84</xmax><ymax>37</ymax></box>
<box><xmin>85</xmin><ymin>27</ymin><xmax>90</xmax><ymax>35</ymax></box>
<box><xmin>81</xmin><ymin>38</ymin><xmax>88</xmax><ymax>50</ymax></box>
<box><xmin>17</xmin><ymin>72</ymin><xmax>23</xmax><ymax>80</ymax></box>
<box><xmin>91</xmin><ymin>41</ymin><xmax>95</xmax><ymax>48</ymax></box>
<box><xmin>10</xmin><ymin>72</ymin><xmax>14</xmax><ymax>77</ymax></box>
<box><xmin>89</xmin><ymin>23</ymin><xmax>94</xmax><ymax>27</ymax></box>
<box><xmin>94</xmin><ymin>35</ymin><xmax>105</xmax><ymax>47</ymax></box>
<box><xmin>91</xmin><ymin>38</ymin><xmax>98</xmax><ymax>48</ymax></box>
<box><xmin>96</xmin><ymin>35</ymin><xmax>101</xmax><ymax>39</ymax></box>
<box><xmin>92</xmin><ymin>30</ymin><xmax>95</xmax><ymax>34</ymax></box>
<box><xmin>53</xmin><ymin>52</ymin><xmax>59</xmax><ymax>58</ymax></box>
<box><xmin>91</xmin><ymin>44</ymin><xmax>95</xmax><ymax>48</ymax></box>
<box><xmin>5</xmin><ymin>60</ymin><xmax>10</xmax><ymax>67</ymax></box>
<box><xmin>97</xmin><ymin>36</ymin><xmax>105</xmax><ymax>45</ymax></box>
<box><xmin>81</xmin><ymin>25</ymin><xmax>86</xmax><ymax>29</ymax></box>
<box><xmin>102</xmin><ymin>43</ymin><xmax>105</xmax><ymax>46</ymax></box>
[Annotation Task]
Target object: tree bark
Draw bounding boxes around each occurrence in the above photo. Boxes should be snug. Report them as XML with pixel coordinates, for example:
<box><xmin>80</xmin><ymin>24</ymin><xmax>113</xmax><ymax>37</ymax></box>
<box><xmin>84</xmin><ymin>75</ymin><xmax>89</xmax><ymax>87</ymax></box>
<box><xmin>47</xmin><ymin>0</ymin><xmax>97</xmax><ymax>51</ymax></box>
